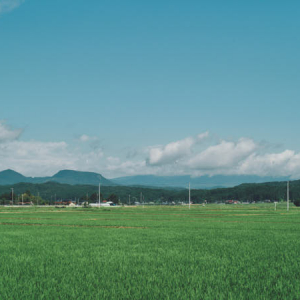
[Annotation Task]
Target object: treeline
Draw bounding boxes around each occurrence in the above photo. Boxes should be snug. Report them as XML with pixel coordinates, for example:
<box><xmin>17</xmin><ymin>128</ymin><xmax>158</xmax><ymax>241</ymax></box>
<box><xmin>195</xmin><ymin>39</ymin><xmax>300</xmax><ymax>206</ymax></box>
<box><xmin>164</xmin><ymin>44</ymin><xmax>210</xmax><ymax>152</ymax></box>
<box><xmin>0</xmin><ymin>182</ymin><xmax>181</xmax><ymax>204</ymax></box>
<box><xmin>0</xmin><ymin>180</ymin><xmax>297</xmax><ymax>204</ymax></box>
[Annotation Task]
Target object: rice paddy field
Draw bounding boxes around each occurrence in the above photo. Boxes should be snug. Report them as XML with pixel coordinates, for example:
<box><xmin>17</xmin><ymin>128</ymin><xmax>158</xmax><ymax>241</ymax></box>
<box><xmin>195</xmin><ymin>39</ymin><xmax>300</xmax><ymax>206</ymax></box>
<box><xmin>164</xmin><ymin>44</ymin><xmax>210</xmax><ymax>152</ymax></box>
<box><xmin>0</xmin><ymin>203</ymin><xmax>300</xmax><ymax>299</ymax></box>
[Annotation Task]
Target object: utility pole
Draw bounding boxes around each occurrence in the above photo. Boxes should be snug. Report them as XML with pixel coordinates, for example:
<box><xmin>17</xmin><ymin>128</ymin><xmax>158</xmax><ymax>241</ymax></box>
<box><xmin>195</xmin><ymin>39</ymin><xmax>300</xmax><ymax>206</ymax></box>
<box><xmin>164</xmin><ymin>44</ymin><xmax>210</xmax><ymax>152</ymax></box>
<box><xmin>22</xmin><ymin>194</ymin><xmax>24</xmax><ymax>206</ymax></box>
<box><xmin>11</xmin><ymin>188</ymin><xmax>14</xmax><ymax>206</ymax></box>
<box><xmin>189</xmin><ymin>183</ymin><xmax>191</xmax><ymax>210</ymax></box>
<box><xmin>129</xmin><ymin>194</ymin><xmax>130</xmax><ymax>206</ymax></box>
<box><xmin>287</xmin><ymin>181</ymin><xmax>289</xmax><ymax>212</ymax></box>
<box><xmin>99</xmin><ymin>182</ymin><xmax>101</xmax><ymax>208</ymax></box>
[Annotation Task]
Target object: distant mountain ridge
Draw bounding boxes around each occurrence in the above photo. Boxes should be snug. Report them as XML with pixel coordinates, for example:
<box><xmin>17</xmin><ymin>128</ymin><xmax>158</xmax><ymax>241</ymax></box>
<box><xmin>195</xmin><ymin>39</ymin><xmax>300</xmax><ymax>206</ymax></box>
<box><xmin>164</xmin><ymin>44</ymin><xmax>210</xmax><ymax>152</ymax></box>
<box><xmin>0</xmin><ymin>169</ymin><xmax>292</xmax><ymax>189</ymax></box>
<box><xmin>0</xmin><ymin>169</ymin><xmax>29</xmax><ymax>185</ymax></box>
<box><xmin>0</xmin><ymin>169</ymin><xmax>115</xmax><ymax>186</ymax></box>
<box><xmin>111</xmin><ymin>174</ymin><xmax>291</xmax><ymax>189</ymax></box>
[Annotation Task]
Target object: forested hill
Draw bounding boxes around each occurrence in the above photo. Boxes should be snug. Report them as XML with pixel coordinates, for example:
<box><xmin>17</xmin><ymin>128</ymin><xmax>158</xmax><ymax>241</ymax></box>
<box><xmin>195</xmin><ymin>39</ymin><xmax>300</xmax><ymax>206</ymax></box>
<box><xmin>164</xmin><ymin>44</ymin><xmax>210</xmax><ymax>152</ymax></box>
<box><xmin>0</xmin><ymin>169</ymin><xmax>115</xmax><ymax>186</ymax></box>
<box><xmin>0</xmin><ymin>179</ymin><xmax>297</xmax><ymax>204</ymax></box>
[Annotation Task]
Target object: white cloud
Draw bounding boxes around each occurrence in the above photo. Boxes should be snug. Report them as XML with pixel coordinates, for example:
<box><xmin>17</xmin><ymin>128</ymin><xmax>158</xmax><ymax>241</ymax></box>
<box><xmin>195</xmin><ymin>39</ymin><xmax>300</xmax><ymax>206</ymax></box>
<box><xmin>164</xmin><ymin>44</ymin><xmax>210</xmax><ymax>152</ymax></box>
<box><xmin>0</xmin><ymin>120</ymin><xmax>106</xmax><ymax>176</ymax></box>
<box><xmin>107</xmin><ymin>156</ymin><xmax>120</xmax><ymax>164</ymax></box>
<box><xmin>79</xmin><ymin>134</ymin><xmax>98</xmax><ymax>142</ymax></box>
<box><xmin>0</xmin><ymin>140</ymin><xmax>74</xmax><ymax>176</ymax></box>
<box><xmin>0</xmin><ymin>139</ymin><xmax>106</xmax><ymax>177</ymax></box>
<box><xmin>79</xmin><ymin>134</ymin><xmax>90</xmax><ymax>142</ymax></box>
<box><xmin>106</xmin><ymin>159</ymin><xmax>147</xmax><ymax>176</ymax></box>
<box><xmin>0</xmin><ymin>0</ymin><xmax>25</xmax><ymax>14</ymax></box>
<box><xmin>148</xmin><ymin>132</ymin><xmax>209</xmax><ymax>165</ymax></box>
<box><xmin>238</xmin><ymin>150</ymin><xmax>297</xmax><ymax>177</ymax></box>
<box><xmin>144</xmin><ymin>135</ymin><xmax>300</xmax><ymax>178</ymax></box>
<box><xmin>187</xmin><ymin>138</ymin><xmax>257</xmax><ymax>170</ymax></box>
<box><xmin>197</xmin><ymin>131</ymin><xmax>209</xmax><ymax>141</ymax></box>
<box><xmin>148</xmin><ymin>137</ymin><xmax>194</xmax><ymax>165</ymax></box>
<box><xmin>0</xmin><ymin>121</ymin><xmax>22</xmax><ymax>142</ymax></box>
<box><xmin>2</xmin><ymin>121</ymin><xmax>300</xmax><ymax>179</ymax></box>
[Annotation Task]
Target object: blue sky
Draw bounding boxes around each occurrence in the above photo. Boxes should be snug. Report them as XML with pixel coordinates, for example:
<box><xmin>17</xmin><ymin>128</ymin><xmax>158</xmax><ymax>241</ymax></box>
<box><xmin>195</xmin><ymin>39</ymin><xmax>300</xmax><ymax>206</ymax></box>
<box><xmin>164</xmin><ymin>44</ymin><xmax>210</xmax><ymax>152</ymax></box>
<box><xmin>1</xmin><ymin>0</ymin><xmax>300</xmax><ymax>178</ymax></box>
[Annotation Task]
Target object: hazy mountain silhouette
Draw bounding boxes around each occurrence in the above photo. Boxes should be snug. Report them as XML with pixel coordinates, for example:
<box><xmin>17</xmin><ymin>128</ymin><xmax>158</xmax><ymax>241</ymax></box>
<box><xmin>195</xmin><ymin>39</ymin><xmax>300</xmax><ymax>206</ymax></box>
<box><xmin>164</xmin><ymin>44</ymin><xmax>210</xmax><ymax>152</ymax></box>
<box><xmin>0</xmin><ymin>169</ymin><xmax>115</xmax><ymax>186</ymax></box>
<box><xmin>111</xmin><ymin>174</ymin><xmax>291</xmax><ymax>189</ymax></box>
<box><xmin>0</xmin><ymin>169</ymin><xmax>291</xmax><ymax>189</ymax></box>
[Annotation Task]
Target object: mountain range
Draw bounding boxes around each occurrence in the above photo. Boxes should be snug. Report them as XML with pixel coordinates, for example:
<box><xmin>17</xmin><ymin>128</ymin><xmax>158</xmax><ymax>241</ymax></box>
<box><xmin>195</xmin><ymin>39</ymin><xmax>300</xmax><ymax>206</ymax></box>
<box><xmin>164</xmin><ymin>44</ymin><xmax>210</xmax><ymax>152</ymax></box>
<box><xmin>0</xmin><ymin>169</ymin><xmax>291</xmax><ymax>189</ymax></box>
<box><xmin>112</xmin><ymin>174</ymin><xmax>292</xmax><ymax>189</ymax></box>
<box><xmin>0</xmin><ymin>169</ymin><xmax>114</xmax><ymax>186</ymax></box>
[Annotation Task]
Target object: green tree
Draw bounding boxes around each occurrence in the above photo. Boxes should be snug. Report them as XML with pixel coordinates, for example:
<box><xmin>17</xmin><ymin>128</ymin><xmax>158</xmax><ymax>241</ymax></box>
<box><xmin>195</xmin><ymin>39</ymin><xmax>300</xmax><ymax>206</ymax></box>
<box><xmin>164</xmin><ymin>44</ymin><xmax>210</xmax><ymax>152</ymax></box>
<box><xmin>294</xmin><ymin>200</ymin><xmax>300</xmax><ymax>207</ymax></box>
<box><xmin>90</xmin><ymin>193</ymin><xmax>98</xmax><ymax>201</ymax></box>
<box><xmin>107</xmin><ymin>193</ymin><xmax>118</xmax><ymax>204</ymax></box>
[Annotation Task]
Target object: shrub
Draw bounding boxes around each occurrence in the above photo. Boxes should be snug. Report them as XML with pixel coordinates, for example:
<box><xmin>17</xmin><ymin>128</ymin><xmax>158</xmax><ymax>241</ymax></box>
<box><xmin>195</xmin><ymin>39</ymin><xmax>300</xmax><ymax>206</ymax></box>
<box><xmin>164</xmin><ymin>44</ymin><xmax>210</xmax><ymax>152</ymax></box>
<box><xmin>293</xmin><ymin>200</ymin><xmax>300</xmax><ymax>207</ymax></box>
<box><xmin>83</xmin><ymin>202</ymin><xmax>90</xmax><ymax>208</ymax></box>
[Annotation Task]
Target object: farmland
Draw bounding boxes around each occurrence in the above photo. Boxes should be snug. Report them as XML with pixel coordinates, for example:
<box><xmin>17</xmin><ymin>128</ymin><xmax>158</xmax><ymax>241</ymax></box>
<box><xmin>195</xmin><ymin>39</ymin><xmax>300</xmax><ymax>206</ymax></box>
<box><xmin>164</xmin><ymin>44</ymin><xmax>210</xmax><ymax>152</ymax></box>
<box><xmin>0</xmin><ymin>204</ymin><xmax>300</xmax><ymax>299</ymax></box>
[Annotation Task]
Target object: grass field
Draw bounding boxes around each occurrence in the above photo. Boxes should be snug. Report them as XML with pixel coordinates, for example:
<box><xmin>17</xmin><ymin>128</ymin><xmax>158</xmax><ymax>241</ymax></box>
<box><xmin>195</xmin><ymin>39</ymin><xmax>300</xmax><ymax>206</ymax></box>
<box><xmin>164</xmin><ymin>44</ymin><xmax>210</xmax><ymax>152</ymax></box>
<box><xmin>0</xmin><ymin>203</ymin><xmax>299</xmax><ymax>299</ymax></box>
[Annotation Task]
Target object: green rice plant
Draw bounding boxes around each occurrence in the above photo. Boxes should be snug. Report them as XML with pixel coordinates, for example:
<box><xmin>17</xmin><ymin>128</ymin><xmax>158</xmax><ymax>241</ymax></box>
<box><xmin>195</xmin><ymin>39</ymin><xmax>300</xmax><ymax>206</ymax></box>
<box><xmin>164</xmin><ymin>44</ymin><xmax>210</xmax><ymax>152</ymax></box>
<box><xmin>0</xmin><ymin>204</ymin><xmax>299</xmax><ymax>299</ymax></box>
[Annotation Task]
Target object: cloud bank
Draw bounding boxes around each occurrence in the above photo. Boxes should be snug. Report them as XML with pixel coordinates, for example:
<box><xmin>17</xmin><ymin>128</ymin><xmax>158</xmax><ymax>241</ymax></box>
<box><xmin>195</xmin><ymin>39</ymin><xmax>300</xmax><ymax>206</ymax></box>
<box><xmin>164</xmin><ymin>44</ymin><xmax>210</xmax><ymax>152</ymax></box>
<box><xmin>0</xmin><ymin>122</ymin><xmax>104</xmax><ymax>176</ymax></box>
<box><xmin>148</xmin><ymin>131</ymin><xmax>209</xmax><ymax>165</ymax></box>
<box><xmin>187</xmin><ymin>138</ymin><xmax>257</xmax><ymax>170</ymax></box>
<box><xmin>1</xmin><ymin>121</ymin><xmax>300</xmax><ymax>179</ymax></box>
